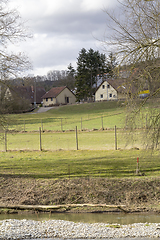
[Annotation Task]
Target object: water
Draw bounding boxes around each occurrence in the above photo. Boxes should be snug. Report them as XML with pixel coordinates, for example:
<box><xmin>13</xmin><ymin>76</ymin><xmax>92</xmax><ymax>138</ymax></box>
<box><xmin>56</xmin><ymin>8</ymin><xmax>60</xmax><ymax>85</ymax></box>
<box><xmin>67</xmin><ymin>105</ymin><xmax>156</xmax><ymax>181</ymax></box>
<box><xmin>1</xmin><ymin>212</ymin><xmax>160</xmax><ymax>224</ymax></box>
<box><xmin>1</xmin><ymin>213</ymin><xmax>159</xmax><ymax>240</ymax></box>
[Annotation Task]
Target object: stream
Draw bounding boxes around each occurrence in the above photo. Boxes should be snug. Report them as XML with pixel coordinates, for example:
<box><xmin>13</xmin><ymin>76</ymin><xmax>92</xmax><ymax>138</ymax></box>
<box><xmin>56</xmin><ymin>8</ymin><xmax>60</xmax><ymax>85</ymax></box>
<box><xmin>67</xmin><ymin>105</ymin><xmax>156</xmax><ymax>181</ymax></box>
<box><xmin>1</xmin><ymin>212</ymin><xmax>160</xmax><ymax>224</ymax></box>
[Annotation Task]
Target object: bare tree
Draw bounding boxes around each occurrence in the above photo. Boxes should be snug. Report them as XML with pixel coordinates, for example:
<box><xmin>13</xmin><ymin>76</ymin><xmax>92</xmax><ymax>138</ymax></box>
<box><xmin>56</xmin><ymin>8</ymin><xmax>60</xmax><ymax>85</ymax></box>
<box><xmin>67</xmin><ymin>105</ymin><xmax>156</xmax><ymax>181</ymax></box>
<box><xmin>0</xmin><ymin>0</ymin><xmax>31</xmax><ymax>80</ymax></box>
<box><xmin>104</xmin><ymin>0</ymin><xmax>160</xmax><ymax>65</ymax></box>
<box><xmin>104</xmin><ymin>0</ymin><xmax>160</xmax><ymax>149</ymax></box>
<box><xmin>0</xmin><ymin>0</ymin><xmax>32</xmax><ymax>129</ymax></box>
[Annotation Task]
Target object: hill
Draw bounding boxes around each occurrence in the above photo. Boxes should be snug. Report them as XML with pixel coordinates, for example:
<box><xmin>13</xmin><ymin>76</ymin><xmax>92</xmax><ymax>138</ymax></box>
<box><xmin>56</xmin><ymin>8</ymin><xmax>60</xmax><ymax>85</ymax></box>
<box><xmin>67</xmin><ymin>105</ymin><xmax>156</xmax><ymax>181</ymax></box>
<box><xmin>7</xmin><ymin>101</ymin><xmax>126</xmax><ymax>132</ymax></box>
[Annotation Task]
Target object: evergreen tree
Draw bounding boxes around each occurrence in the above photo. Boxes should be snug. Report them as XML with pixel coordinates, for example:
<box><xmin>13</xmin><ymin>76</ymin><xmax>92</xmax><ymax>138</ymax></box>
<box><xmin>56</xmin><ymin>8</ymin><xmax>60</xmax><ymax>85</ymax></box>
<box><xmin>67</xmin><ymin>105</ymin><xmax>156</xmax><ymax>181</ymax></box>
<box><xmin>67</xmin><ymin>63</ymin><xmax>75</xmax><ymax>77</ymax></box>
<box><xmin>63</xmin><ymin>63</ymin><xmax>76</xmax><ymax>90</ymax></box>
<box><xmin>106</xmin><ymin>52</ymin><xmax>117</xmax><ymax>79</ymax></box>
<box><xmin>75</xmin><ymin>48</ymin><xmax>106</xmax><ymax>101</ymax></box>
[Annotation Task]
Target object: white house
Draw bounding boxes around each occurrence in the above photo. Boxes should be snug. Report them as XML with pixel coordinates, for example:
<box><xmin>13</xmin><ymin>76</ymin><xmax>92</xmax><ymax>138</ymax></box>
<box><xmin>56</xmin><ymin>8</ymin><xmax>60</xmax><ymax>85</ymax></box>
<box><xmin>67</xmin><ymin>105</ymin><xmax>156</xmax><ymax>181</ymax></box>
<box><xmin>95</xmin><ymin>79</ymin><xmax>129</xmax><ymax>101</ymax></box>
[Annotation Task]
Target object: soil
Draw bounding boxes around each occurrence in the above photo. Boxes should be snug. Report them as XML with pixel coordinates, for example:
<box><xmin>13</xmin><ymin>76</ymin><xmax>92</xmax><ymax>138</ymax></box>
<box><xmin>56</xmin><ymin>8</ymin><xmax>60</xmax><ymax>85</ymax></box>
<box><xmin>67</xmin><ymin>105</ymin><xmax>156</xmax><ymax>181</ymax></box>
<box><xmin>0</xmin><ymin>177</ymin><xmax>160</xmax><ymax>214</ymax></box>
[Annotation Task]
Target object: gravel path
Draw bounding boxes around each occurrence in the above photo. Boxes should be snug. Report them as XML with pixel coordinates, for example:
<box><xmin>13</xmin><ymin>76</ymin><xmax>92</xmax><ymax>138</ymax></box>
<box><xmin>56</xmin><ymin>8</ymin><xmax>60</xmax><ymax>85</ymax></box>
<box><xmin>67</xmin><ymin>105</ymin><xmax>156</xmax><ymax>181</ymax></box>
<box><xmin>36</xmin><ymin>107</ymin><xmax>55</xmax><ymax>113</ymax></box>
<box><xmin>0</xmin><ymin>220</ymin><xmax>160</xmax><ymax>239</ymax></box>
<box><xmin>29</xmin><ymin>107</ymin><xmax>55</xmax><ymax>114</ymax></box>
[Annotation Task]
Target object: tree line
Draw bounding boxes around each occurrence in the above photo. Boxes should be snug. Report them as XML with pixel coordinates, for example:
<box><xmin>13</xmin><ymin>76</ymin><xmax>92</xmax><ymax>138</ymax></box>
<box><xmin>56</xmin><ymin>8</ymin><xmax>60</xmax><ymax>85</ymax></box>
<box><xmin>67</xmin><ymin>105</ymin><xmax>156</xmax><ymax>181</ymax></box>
<box><xmin>5</xmin><ymin>50</ymin><xmax>117</xmax><ymax>102</ymax></box>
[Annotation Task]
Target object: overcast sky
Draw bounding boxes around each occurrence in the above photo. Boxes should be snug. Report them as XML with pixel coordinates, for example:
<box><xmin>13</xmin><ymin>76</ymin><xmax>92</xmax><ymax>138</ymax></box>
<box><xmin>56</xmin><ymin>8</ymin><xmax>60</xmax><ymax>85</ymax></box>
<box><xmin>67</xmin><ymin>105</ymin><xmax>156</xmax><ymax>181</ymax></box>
<box><xmin>8</xmin><ymin>0</ymin><xmax>119</xmax><ymax>76</ymax></box>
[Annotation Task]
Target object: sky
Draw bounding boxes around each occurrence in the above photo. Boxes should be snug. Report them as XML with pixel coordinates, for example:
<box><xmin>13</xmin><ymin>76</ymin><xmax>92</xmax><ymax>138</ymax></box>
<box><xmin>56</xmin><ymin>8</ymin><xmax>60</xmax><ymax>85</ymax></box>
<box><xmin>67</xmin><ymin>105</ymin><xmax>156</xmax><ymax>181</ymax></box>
<box><xmin>8</xmin><ymin>0</ymin><xmax>119</xmax><ymax>77</ymax></box>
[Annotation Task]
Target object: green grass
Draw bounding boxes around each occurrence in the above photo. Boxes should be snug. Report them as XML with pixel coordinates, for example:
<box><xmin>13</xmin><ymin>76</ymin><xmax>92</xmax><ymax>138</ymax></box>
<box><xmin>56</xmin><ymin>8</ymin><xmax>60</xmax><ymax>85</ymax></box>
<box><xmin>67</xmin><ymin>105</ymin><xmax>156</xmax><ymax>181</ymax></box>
<box><xmin>6</xmin><ymin>101</ymin><xmax>126</xmax><ymax>131</ymax></box>
<box><xmin>0</xmin><ymin>101</ymin><xmax>159</xmax><ymax>180</ymax></box>
<box><xmin>5</xmin><ymin>98</ymin><xmax>158</xmax><ymax>132</ymax></box>
<box><xmin>0</xmin><ymin>101</ymin><xmax>154</xmax><ymax>152</ymax></box>
<box><xmin>0</xmin><ymin>130</ymin><xmax>144</xmax><ymax>151</ymax></box>
<box><xmin>0</xmin><ymin>149</ymin><xmax>160</xmax><ymax>178</ymax></box>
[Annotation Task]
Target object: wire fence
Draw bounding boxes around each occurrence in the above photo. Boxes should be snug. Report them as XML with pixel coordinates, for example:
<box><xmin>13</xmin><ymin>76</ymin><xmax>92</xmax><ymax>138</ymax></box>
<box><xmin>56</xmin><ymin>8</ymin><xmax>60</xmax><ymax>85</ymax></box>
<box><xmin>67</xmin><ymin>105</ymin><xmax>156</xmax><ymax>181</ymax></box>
<box><xmin>1</xmin><ymin>110</ymin><xmax>149</xmax><ymax>152</ymax></box>
<box><xmin>0</xmin><ymin>126</ymin><xmax>144</xmax><ymax>152</ymax></box>
<box><xmin>7</xmin><ymin>112</ymin><xmax>125</xmax><ymax>132</ymax></box>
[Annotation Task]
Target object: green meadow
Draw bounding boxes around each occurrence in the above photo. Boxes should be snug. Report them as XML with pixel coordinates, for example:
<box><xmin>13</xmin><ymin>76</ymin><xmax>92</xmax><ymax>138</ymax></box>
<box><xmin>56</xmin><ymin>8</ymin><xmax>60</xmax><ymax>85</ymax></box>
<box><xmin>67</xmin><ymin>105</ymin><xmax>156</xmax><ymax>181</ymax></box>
<box><xmin>0</xmin><ymin>149</ymin><xmax>160</xmax><ymax>178</ymax></box>
<box><xmin>0</xmin><ymin>101</ymin><xmax>147</xmax><ymax>151</ymax></box>
<box><xmin>7</xmin><ymin>101</ymin><xmax>126</xmax><ymax>131</ymax></box>
<box><xmin>0</xmin><ymin>129</ymin><xmax>145</xmax><ymax>151</ymax></box>
<box><xmin>0</xmin><ymin>100</ymin><xmax>159</xmax><ymax>179</ymax></box>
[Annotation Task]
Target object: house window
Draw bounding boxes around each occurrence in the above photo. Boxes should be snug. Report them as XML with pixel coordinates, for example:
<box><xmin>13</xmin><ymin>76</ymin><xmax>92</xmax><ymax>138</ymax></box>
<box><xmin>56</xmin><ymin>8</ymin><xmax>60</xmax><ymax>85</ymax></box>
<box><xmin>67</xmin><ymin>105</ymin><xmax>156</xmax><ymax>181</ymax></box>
<box><xmin>102</xmin><ymin>85</ymin><xmax>105</xmax><ymax>89</ymax></box>
<box><xmin>109</xmin><ymin>93</ymin><xmax>112</xmax><ymax>98</ymax></box>
<box><xmin>100</xmin><ymin>94</ymin><xmax>103</xmax><ymax>98</ymax></box>
<box><xmin>107</xmin><ymin>84</ymin><xmax>110</xmax><ymax>88</ymax></box>
<box><xmin>46</xmin><ymin>98</ymin><xmax>48</xmax><ymax>102</ymax></box>
<box><xmin>51</xmin><ymin>97</ymin><xmax>53</xmax><ymax>101</ymax></box>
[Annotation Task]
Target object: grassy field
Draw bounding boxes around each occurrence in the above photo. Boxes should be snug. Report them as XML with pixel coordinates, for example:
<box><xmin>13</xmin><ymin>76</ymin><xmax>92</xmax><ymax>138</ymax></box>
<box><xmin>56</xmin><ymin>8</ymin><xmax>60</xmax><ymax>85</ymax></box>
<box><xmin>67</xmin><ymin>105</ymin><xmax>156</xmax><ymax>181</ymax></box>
<box><xmin>0</xmin><ymin>100</ymin><xmax>159</xmax><ymax>180</ymax></box>
<box><xmin>0</xmin><ymin>129</ymin><xmax>145</xmax><ymax>151</ymax></box>
<box><xmin>1</xmin><ymin>101</ymin><xmax>160</xmax><ymax>211</ymax></box>
<box><xmin>6</xmin><ymin>101</ymin><xmax>127</xmax><ymax>131</ymax></box>
<box><xmin>0</xmin><ymin>101</ymin><xmax>147</xmax><ymax>151</ymax></box>
<box><xmin>0</xmin><ymin>149</ymin><xmax>160</xmax><ymax>178</ymax></box>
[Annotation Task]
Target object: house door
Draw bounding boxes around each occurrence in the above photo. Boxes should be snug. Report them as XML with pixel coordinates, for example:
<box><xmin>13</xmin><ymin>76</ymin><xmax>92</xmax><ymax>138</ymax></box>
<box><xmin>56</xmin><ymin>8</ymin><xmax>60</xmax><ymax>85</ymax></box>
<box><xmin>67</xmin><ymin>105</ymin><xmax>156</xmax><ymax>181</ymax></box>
<box><xmin>65</xmin><ymin>97</ymin><xmax>69</xmax><ymax>104</ymax></box>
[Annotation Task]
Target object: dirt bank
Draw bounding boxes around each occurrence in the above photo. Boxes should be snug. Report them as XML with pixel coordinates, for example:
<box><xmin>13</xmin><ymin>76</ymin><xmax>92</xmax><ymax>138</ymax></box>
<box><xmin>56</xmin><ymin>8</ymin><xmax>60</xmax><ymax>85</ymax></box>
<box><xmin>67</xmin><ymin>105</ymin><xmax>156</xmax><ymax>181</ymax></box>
<box><xmin>0</xmin><ymin>177</ymin><xmax>160</xmax><ymax>213</ymax></box>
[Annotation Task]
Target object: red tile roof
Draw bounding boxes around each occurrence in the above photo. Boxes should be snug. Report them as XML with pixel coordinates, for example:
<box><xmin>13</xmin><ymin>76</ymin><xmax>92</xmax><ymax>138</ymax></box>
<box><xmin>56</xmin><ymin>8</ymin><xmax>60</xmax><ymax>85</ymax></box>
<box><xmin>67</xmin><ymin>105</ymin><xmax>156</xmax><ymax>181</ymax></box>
<box><xmin>9</xmin><ymin>86</ymin><xmax>46</xmax><ymax>104</ymax></box>
<box><xmin>42</xmin><ymin>86</ymin><xmax>67</xmax><ymax>99</ymax></box>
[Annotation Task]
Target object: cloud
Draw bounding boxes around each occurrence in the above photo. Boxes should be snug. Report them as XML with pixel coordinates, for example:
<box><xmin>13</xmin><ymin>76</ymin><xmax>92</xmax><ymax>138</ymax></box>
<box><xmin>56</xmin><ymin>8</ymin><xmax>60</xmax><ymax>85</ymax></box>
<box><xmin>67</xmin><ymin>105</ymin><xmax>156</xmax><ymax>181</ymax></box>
<box><xmin>8</xmin><ymin>0</ymin><xmax>118</xmax><ymax>76</ymax></box>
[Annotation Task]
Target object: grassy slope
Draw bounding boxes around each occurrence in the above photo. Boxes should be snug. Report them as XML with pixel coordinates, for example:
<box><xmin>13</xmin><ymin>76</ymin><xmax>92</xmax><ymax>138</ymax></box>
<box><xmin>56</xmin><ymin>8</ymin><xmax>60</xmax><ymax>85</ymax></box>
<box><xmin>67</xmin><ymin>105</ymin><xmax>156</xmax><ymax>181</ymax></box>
<box><xmin>1</xmin><ymin>148</ymin><xmax>160</xmax><ymax>211</ymax></box>
<box><xmin>0</xmin><ymin>149</ymin><xmax>160</xmax><ymax>178</ymax></box>
<box><xmin>0</xmin><ymin>100</ymin><xmax>159</xmax><ymax>179</ymax></box>
<box><xmin>7</xmin><ymin>101</ymin><xmax>126</xmax><ymax>131</ymax></box>
<box><xmin>0</xmin><ymin>130</ymin><xmax>145</xmax><ymax>151</ymax></box>
<box><xmin>1</xmin><ymin>101</ymin><xmax>160</xmax><ymax>211</ymax></box>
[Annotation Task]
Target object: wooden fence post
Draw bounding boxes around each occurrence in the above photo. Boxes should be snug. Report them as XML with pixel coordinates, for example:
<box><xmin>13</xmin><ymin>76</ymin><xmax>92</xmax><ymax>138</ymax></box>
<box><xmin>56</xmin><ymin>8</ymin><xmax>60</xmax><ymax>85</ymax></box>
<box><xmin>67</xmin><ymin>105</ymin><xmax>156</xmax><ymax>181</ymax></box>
<box><xmin>4</xmin><ymin>130</ymin><xmax>7</xmax><ymax>152</ymax></box>
<box><xmin>39</xmin><ymin>127</ymin><xmax>42</xmax><ymax>151</ymax></box>
<box><xmin>76</xmin><ymin>126</ymin><xmax>78</xmax><ymax>150</ymax></box>
<box><xmin>115</xmin><ymin>125</ymin><xmax>117</xmax><ymax>150</ymax></box>
<box><xmin>101</xmin><ymin>116</ymin><xmax>104</xmax><ymax>130</ymax></box>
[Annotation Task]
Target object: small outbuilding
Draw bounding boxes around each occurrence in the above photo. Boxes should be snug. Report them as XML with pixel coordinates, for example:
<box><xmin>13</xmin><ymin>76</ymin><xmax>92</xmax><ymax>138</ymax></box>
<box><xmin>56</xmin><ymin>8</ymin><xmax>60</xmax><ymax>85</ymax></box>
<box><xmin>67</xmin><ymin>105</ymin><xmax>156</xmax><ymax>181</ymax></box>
<box><xmin>42</xmin><ymin>86</ymin><xmax>76</xmax><ymax>107</ymax></box>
